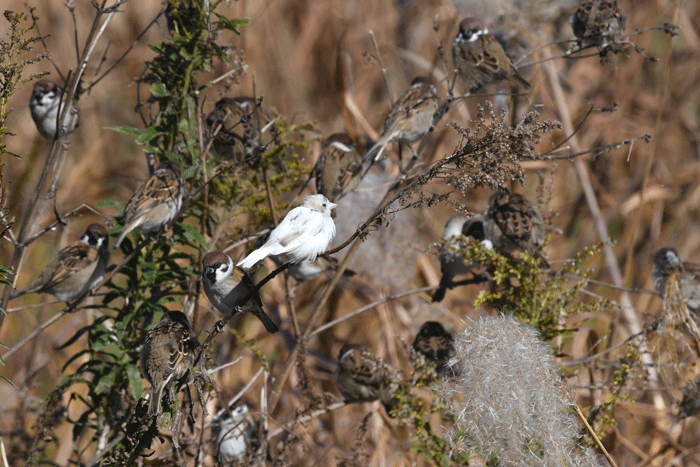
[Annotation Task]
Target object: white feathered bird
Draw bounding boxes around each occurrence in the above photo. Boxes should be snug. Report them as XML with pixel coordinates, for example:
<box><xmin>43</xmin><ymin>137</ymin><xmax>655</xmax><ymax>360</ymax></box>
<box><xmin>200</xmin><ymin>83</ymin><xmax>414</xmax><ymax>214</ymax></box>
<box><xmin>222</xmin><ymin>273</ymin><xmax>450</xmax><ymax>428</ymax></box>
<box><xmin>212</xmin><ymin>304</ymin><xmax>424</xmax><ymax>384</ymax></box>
<box><xmin>237</xmin><ymin>194</ymin><xmax>337</xmax><ymax>269</ymax></box>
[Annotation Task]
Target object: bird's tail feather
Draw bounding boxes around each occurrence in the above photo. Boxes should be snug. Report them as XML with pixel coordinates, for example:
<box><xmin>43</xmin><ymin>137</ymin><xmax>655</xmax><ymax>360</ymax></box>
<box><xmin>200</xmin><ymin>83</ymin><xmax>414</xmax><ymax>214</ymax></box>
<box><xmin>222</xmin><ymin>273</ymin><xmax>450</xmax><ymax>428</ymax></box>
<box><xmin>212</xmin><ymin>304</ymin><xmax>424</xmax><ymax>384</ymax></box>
<box><xmin>237</xmin><ymin>248</ymin><xmax>270</xmax><ymax>269</ymax></box>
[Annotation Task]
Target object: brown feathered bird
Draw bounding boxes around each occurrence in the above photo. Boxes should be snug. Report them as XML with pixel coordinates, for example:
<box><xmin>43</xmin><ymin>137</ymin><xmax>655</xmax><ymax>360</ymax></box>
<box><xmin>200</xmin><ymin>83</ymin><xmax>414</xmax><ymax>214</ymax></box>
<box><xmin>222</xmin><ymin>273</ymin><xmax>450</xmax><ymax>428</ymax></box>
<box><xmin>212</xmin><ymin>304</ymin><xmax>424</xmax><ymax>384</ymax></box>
<box><xmin>452</xmin><ymin>17</ymin><xmax>531</xmax><ymax>93</ymax></box>
<box><xmin>652</xmin><ymin>247</ymin><xmax>700</xmax><ymax>314</ymax></box>
<box><xmin>140</xmin><ymin>311</ymin><xmax>209</xmax><ymax>417</ymax></box>
<box><xmin>484</xmin><ymin>191</ymin><xmax>549</xmax><ymax>268</ymax></box>
<box><xmin>335</xmin><ymin>344</ymin><xmax>402</xmax><ymax>415</ymax></box>
<box><xmin>313</xmin><ymin>133</ymin><xmax>363</xmax><ymax>203</ymax></box>
<box><xmin>570</xmin><ymin>0</ymin><xmax>626</xmax><ymax>50</ymax></box>
<box><xmin>412</xmin><ymin>321</ymin><xmax>455</xmax><ymax>375</ymax></box>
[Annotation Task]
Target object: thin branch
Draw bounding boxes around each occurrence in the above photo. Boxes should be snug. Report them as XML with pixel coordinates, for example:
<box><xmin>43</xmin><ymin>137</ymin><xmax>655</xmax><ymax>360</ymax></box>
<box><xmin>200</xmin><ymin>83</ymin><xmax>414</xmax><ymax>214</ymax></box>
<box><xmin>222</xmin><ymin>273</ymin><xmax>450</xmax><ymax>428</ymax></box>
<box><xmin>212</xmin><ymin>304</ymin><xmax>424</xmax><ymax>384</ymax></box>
<box><xmin>369</xmin><ymin>30</ymin><xmax>393</xmax><ymax>106</ymax></box>
<box><xmin>267</xmin><ymin>401</ymin><xmax>346</xmax><ymax>439</ymax></box>
<box><xmin>574</xmin><ymin>404</ymin><xmax>618</xmax><ymax>467</ymax></box>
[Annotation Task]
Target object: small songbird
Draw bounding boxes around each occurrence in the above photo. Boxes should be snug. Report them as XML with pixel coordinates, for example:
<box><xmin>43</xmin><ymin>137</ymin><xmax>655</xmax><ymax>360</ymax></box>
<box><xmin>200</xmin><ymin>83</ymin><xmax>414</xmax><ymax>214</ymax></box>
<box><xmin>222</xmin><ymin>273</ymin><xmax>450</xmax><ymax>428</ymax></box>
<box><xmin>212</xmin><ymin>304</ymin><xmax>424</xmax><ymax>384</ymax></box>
<box><xmin>412</xmin><ymin>321</ymin><xmax>455</xmax><ymax>375</ymax></box>
<box><xmin>313</xmin><ymin>133</ymin><xmax>363</xmax><ymax>202</ymax></box>
<box><xmin>204</xmin><ymin>96</ymin><xmax>280</xmax><ymax>166</ymax></box>
<box><xmin>29</xmin><ymin>80</ymin><xmax>78</xmax><ymax>140</ymax></box>
<box><xmin>237</xmin><ymin>194</ymin><xmax>337</xmax><ymax>269</ymax></box>
<box><xmin>10</xmin><ymin>224</ymin><xmax>110</xmax><ymax>302</ymax></box>
<box><xmin>114</xmin><ymin>160</ymin><xmax>184</xmax><ymax>248</ymax></box>
<box><xmin>452</xmin><ymin>17</ymin><xmax>531</xmax><ymax>93</ymax></box>
<box><xmin>363</xmin><ymin>77</ymin><xmax>439</xmax><ymax>164</ymax></box>
<box><xmin>484</xmin><ymin>191</ymin><xmax>549</xmax><ymax>268</ymax></box>
<box><xmin>334</xmin><ymin>344</ymin><xmax>402</xmax><ymax>415</ymax></box>
<box><xmin>652</xmin><ymin>247</ymin><xmax>700</xmax><ymax>314</ymax></box>
<box><xmin>201</xmin><ymin>251</ymin><xmax>279</xmax><ymax>333</ymax></box>
<box><xmin>432</xmin><ymin>214</ymin><xmax>487</xmax><ymax>302</ymax></box>
<box><xmin>570</xmin><ymin>0</ymin><xmax>626</xmax><ymax>50</ymax></box>
<box><xmin>212</xmin><ymin>404</ymin><xmax>258</xmax><ymax>464</ymax></box>
<box><xmin>140</xmin><ymin>310</ymin><xmax>209</xmax><ymax>417</ymax></box>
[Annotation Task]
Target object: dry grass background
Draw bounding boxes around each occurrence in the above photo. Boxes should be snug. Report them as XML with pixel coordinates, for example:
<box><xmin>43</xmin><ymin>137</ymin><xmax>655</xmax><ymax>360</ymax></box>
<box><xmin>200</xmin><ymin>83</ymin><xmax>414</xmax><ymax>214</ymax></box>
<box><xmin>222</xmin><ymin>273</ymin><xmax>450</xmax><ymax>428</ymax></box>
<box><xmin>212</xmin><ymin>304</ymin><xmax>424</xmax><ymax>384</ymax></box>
<box><xmin>1</xmin><ymin>0</ymin><xmax>700</xmax><ymax>465</ymax></box>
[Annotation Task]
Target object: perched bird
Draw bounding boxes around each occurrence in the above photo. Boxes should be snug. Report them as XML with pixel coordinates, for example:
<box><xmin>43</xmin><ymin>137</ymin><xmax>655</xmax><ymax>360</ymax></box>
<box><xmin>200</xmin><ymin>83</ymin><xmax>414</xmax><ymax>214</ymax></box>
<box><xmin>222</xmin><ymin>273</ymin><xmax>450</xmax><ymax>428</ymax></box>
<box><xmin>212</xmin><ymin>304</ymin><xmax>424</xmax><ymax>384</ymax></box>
<box><xmin>252</xmin><ymin>231</ymin><xmax>355</xmax><ymax>282</ymax></box>
<box><xmin>570</xmin><ymin>0</ymin><xmax>626</xmax><ymax>49</ymax></box>
<box><xmin>114</xmin><ymin>160</ymin><xmax>184</xmax><ymax>248</ymax></box>
<box><xmin>432</xmin><ymin>214</ymin><xmax>487</xmax><ymax>302</ymax></box>
<box><xmin>201</xmin><ymin>251</ymin><xmax>279</xmax><ymax>333</ymax></box>
<box><xmin>313</xmin><ymin>133</ymin><xmax>363</xmax><ymax>202</ymax></box>
<box><xmin>10</xmin><ymin>224</ymin><xmax>110</xmax><ymax>302</ymax></box>
<box><xmin>29</xmin><ymin>80</ymin><xmax>78</xmax><ymax>140</ymax></box>
<box><xmin>237</xmin><ymin>194</ymin><xmax>337</xmax><ymax>269</ymax></box>
<box><xmin>212</xmin><ymin>404</ymin><xmax>258</xmax><ymax>464</ymax></box>
<box><xmin>204</xmin><ymin>96</ymin><xmax>279</xmax><ymax>166</ymax></box>
<box><xmin>140</xmin><ymin>310</ymin><xmax>208</xmax><ymax>417</ymax></box>
<box><xmin>412</xmin><ymin>321</ymin><xmax>455</xmax><ymax>375</ymax></box>
<box><xmin>334</xmin><ymin>344</ymin><xmax>402</xmax><ymax>415</ymax></box>
<box><xmin>652</xmin><ymin>247</ymin><xmax>700</xmax><ymax>313</ymax></box>
<box><xmin>484</xmin><ymin>191</ymin><xmax>549</xmax><ymax>268</ymax></box>
<box><xmin>452</xmin><ymin>17</ymin><xmax>531</xmax><ymax>93</ymax></box>
<box><xmin>363</xmin><ymin>77</ymin><xmax>439</xmax><ymax>164</ymax></box>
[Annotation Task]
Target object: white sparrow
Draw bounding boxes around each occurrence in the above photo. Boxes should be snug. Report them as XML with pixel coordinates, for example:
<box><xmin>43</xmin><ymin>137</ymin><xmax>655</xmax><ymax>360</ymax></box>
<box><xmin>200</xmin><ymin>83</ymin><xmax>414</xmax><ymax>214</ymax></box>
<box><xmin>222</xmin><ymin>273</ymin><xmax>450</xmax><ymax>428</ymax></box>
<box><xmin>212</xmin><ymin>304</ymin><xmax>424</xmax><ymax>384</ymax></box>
<box><xmin>205</xmin><ymin>96</ymin><xmax>280</xmax><ymax>167</ymax></box>
<box><xmin>237</xmin><ymin>194</ymin><xmax>337</xmax><ymax>269</ymax></box>
<box><xmin>570</xmin><ymin>0</ymin><xmax>626</xmax><ymax>50</ymax></box>
<box><xmin>10</xmin><ymin>224</ymin><xmax>110</xmax><ymax>302</ymax></box>
<box><xmin>114</xmin><ymin>160</ymin><xmax>184</xmax><ymax>248</ymax></box>
<box><xmin>201</xmin><ymin>251</ymin><xmax>279</xmax><ymax>333</ymax></box>
<box><xmin>412</xmin><ymin>321</ymin><xmax>455</xmax><ymax>375</ymax></box>
<box><xmin>484</xmin><ymin>192</ymin><xmax>549</xmax><ymax>268</ymax></box>
<box><xmin>363</xmin><ymin>77</ymin><xmax>439</xmax><ymax>164</ymax></box>
<box><xmin>432</xmin><ymin>214</ymin><xmax>487</xmax><ymax>302</ymax></box>
<box><xmin>212</xmin><ymin>404</ymin><xmax>258</xmax><ymax>464</ymax></box>
<box><xmin>452</xmin><ymin>17</ymin><xmax>531</xmax><ymax>93</ymax></box>
<box><xmin>335</xmin><ymin>343</ymin><xmax>402</xmax><ymax>415</ymax></box>
<box><xmin>29</xmin><ymin>80</ymin><xmax>78</xmax><ymax>140</ymax></box>
<box><xmin>652</xmin><ymin>247</ymin><xmax>700</xmax><ymax>313</ymax></box>
<box><xmin>140</xmin><ymin>310</ymin><xmax>209</xmax><ymax>417</ymax></box>
<box><xmin>313</xmin><ymin>133</ymin><xmax>363</xmax><ymax>203</ymax></box>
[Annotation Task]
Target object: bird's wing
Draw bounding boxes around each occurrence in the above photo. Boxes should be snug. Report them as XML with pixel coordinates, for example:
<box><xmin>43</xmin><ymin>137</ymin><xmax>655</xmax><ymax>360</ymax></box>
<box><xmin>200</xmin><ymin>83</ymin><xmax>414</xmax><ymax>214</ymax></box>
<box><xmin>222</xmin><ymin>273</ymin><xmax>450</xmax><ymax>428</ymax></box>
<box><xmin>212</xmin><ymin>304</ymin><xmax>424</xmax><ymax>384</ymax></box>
<box><xmin>39</xmin><ymin>242</ymin><xmax>98</xmax><ymax>289</ymax></box>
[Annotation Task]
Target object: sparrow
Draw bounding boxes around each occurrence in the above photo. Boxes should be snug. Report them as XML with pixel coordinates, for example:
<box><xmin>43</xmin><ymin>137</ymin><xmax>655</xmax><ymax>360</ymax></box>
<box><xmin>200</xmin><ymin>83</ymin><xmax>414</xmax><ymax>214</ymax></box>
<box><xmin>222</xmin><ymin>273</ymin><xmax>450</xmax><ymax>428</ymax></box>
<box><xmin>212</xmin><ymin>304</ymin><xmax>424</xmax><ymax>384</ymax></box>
<box><xmin>362</xmin><ymin>77</ymin><xmax>439</xmax><ymax>164</ymax></box>
<box><xmin>334</xmin><ymin>344</ymin><xmax>402</xmax><ymax>415</ymax></box>
<box><xmin>252</xmin><ymin>231</ymin><xmax>355</xmax><ymax>282</ymax></box>
<box><xmin>10</xmin><ymin>224</ymin><xmax>110</xmax><ymax>302</ymax></box>
<box><xmin>114</xmin><ymin>160</ymin><xmax>184</xmax><ymax>248</ymax></box>
<box><xmin>212</xmin><ymin>404</ymin><xmax>258</xmax><ymax>464</ymax></box>
<box><xmin>432</xmin><ymin>214</ymin><xmax>487</xmax><ymax>302</ymax></box>
<box><xmin>570</xmin><ymin>0</ymin><xmax>626</xmax><ymax>50</ymax></box>
<box><xmin>652</xmin><ymin>247</ymin><xmax>700</xmax><ymax>314</ymax></box>
<box><xmin>237</xmin><ymin>194</ymin><xmax>337</xmax><ymax>269</ymax></box>
<box><xmin>140</xmin><ymin>310</ymin><xmax>209</xmax><ymax>417</ymax></box>
<box><xmin>452</xmin><ymin>17</ymin><xmax>531</xmax><ymax>93</ymax></box>
<box><xmin>484</xmin><ymin>191</ymin><xmax>549</xmax><ymax>268</ymax></box>
<box><xmin>201</xmin><ymin>251</ymin><xmax>279</xmax><ymax>333</ymax></box>
<box><xmin>412</xmin><ymin>321</ymin><xmax>455</xmax><ymax>375</ymax></box>
<box><xmin>204</xmin><ymin>96</ymin><xmax>280</xmax><ymax>167</ymax></box>
<box><xmin>29</xmin><ymin>80</ymin><xmax>78</xmax><ymax>140</ymax></box>
<box><xmin>313</xmin><ymin>133</ymin><xmax>363</xmax><ymax>202</ymax></box>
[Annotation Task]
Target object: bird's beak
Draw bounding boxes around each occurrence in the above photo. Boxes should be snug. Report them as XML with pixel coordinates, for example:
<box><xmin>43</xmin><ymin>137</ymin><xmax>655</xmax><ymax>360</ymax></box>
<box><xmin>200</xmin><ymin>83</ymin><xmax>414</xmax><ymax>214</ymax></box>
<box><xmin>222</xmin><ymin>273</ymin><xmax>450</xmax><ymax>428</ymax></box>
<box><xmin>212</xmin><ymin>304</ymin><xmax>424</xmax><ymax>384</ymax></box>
<box><xmin>329</xmin><ymin>202</ymin><xmax>338</xmax><ymax>210</ymax></box>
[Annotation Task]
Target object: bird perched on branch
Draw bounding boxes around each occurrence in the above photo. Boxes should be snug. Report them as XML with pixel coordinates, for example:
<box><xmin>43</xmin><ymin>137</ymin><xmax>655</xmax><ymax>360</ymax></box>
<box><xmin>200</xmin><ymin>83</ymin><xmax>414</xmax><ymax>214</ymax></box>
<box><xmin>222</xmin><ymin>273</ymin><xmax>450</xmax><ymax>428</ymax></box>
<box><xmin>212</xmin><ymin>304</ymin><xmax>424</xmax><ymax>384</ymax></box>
<box><xmin>452</xmin><ymin>17</ymin><xmax>531</xmax><ymax>93</ymax></box>
<box><xmin>140</xmin><ymin>311</ymin><xmax>209</xmax><ymax>417</ymax></box>
<box><xmin>10</xmin><ymin>224</ymin><xmax>110</xmax><ymax>302</ymax></box>
<box><xmin>484</xmin><ymin>192</ymin><xmax>549</xmax><ymax>268</ymax></box>
<box><xmin>313</xmin><ymin>133</ymin><xmax>363</xmax><ymax>203</ymax></box>
<box><xmin>412</xmin><ymin>321</ymin><xmax>455</xmax><ymax>376</ymax></box>
<box><xmin>29</xmin><ymin>79</ymin><xmax>78</xmax><ymax>140</ymax></box>
<box><xmin>335</xmin><ymin>344</ymin><xmax>403</xmax><ymax>415</ymax></box>
<box><xmin>363</xmin><ymin>77</ymin><xmax>439</xmax><ymax>165</ymax></box>
<box><xmin>570</xmin><ymin>0</ymin><xmax>626</xmax><ymax>50</ymax></box>
<box><xmin>432</xmin><ymin>214</ymin><xmax>488</xmax><ymax>302</ymax></box>
<box><xmin>212</xmin><ymin>404</ymin><xmax>259</xmax><ymax>464</ymax></box>
<box><xmin>201</xmin><ymin>251</ymin><xmax>279</xmax><ymax>333</ymax></box>
<box><xmin>652</xmin><ymin>247</ymin><xmax>700</xmax><ymax>314</ymax></box>
<box><xmin>114</xmin><ymin>160</ymin><xmax>184</xmax><ymax>248</ymax></box>
<box><xmin>237</xmin><ymin>194</ymin><xmax>336</xmax><ymax>269</ymax></box>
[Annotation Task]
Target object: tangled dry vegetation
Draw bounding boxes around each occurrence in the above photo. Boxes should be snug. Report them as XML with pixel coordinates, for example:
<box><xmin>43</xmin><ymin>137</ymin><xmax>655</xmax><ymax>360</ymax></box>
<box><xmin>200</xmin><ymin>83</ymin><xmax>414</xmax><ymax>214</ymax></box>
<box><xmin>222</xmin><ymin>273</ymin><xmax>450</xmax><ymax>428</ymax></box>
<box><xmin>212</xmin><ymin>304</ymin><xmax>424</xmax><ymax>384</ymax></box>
<box><xmin>0</xmin><ymin>0</ymin><xmax>699</xmax><ymax>466</ymax></box>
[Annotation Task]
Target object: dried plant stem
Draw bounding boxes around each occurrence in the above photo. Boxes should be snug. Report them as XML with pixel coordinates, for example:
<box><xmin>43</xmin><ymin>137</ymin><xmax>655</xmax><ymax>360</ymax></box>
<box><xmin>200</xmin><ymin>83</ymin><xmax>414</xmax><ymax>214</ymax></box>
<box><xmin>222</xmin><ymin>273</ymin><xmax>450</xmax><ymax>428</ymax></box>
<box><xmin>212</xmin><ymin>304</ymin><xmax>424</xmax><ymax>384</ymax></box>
<box><xmin>370</xmin><ymin>30</ymin><xmax>394</xmax><ymax>105</ymax></box>
<box><xmin>267</xmin><ymin>401</ymin><xmax>345</xmax><ymax>439</ymax></box>
<box><xmin>574</xmin><ymin>403</ymin><xmax>618</xmax><ymax>467</ymax></box>
<box><xmin>623</xmin><ymin>2</ymin><xmax>679</xmax><ymax>285</ymax></box>
<box><xmin>543</xmin><ymin>50</ymin><xmax>665</xmax><ymax>410</ymax></box>
<box><xmin>308</xmin><ymin>285</ymin><xmax>439</xmax><ymax>339</ymax></box>
<box><xmin>0</xmin><ymin>0</ymin><xmax>122</xmax><ymax>332</ymax></box>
